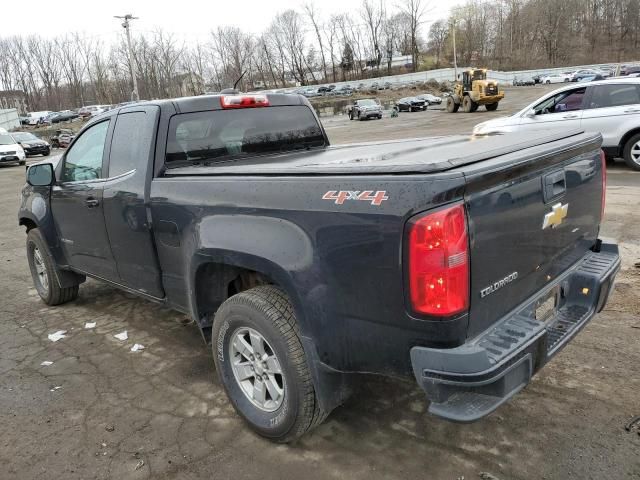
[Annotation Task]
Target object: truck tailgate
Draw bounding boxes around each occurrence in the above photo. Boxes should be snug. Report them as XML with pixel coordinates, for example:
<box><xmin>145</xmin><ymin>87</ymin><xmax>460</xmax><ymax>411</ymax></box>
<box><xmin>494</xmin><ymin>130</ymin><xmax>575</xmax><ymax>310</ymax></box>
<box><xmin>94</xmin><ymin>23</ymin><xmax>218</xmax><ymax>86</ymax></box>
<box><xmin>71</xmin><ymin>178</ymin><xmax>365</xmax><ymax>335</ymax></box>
<box><xmin>461</xmin><ymin>132</ymin><xmax>604</xmax><ymax>338</ymax></box>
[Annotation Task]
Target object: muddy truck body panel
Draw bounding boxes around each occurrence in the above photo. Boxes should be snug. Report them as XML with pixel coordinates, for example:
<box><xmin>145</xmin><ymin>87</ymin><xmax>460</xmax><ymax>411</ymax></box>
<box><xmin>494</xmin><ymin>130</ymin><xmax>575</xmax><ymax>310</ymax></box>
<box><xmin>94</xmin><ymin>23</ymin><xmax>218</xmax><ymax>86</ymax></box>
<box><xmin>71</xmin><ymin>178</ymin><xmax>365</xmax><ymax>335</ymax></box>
<box><xmin>19</xmin><ymin>93</ymin><xmax>620</xmax><ymax>430</ymax></box>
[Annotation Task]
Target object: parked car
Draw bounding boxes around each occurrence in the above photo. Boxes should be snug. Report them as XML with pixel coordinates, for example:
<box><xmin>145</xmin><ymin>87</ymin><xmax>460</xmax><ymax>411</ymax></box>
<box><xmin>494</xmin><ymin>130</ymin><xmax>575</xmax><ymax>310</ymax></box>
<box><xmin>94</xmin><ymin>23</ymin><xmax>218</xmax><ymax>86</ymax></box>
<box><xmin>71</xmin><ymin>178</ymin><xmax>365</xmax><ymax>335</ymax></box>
<box><xmin>301</xmin><ymin>88</ymin><xmax>320</xmax><ymax>98</ymax></box>
<box><xmin>417</xmin><ymin>93</ymin><xmax>442</xmax><ymax>105</ymax></box>
<box><xmin>532</xmin><ymin>74</ymin><xmax>542</xmax><ymax>84</ymax></box>
<box><xmin>50</xmin><ymin>129</ymin><xmax>76</xmax><ymax>148</ymax></box>
<box><xmin>348</xmin><ymin>98</ymin><xmax>383</xmax><ymax>120</ymax></box>
<box><xmin>472</xmin><ymin>77</ymin><xmax>640</xmax><ymax>170</ymax></box>
<box><xmin>0</xmin><ymin>132</ymin><xmax>26</xmax><ymax>165</ymax></box>
<box><xmin>513</xmin><ymin>76</ymin><xmax>536</xmax><ymax>86</ymax></box>
<box><xmin>49</xmin><ymin>110</ymin><xmax>79</xmax><ymax>123</ymax></box>
<box><xmin>25</xmin><ymin>111</ymin><xmax>53</xmax><ymax>126</ymax></box>
<box><xmin>396</xmin><ymin>97</ymin><xmax>427</xmax><ymax>112</ymax></box>
<box><xmin>333</xmin><ymin>85</ymin><xmax>353</xmax><ymax>96</ymax></box>
<box><xmin>620</xmin><ymin>65</ymin><xmax>640</xmax><ymax>76</ymax></box>
<box><xmin>570</xmin><ymin>69</ymin><xmax>608</xmax><ymax>81</ymax></box>
<box><xmin>577</xmin><ymin>74</ymin><xmax>605</xmax><ymax>82</ymax></box>
<box><xmin>10</xmin><ymin>131</ymin><xmax>50</xmax><ymax>156</ymax></box>
<box><xmin>78</xmin><ymin>105</ymin><xmax>107</xmax><ymax>118</ymax></box>
<box><xmin>19</xmin><ymin>92</ymin><xmax>619</xmax><ymax>442</ymax></box>
<box><xmin>540</xmin><ymin>73</ymin><xmax>571</xmax><ymax>84</ymax></box>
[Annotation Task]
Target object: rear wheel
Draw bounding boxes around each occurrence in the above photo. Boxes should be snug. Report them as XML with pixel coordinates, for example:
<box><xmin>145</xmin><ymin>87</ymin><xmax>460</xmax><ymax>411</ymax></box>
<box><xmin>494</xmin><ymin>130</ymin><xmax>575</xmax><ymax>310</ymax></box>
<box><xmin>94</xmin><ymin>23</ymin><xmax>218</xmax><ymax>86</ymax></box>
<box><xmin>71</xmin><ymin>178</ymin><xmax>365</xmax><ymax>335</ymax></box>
<box><xmin>27</xmin><ymin>228</ymin><xmax>79</xmax><ymax>305</ymax></box>
<box><xmin>212</xmin><ymin>286</ymin><xmax>327</xmax><ymax>442</ymax></box>
<box><xmin>623</xmin><ymin>133</ymin><xmax>640</xmax><ymax>171</ymax></box>
<box><xmin>486</xmin><ymin>103</ymin><xmax>499</xmax><ymax>111</ymax></box>
<box><xmin>446</xmin><ymin>96</ymin><xmax>459</xmax><ymax>113</ymax></box>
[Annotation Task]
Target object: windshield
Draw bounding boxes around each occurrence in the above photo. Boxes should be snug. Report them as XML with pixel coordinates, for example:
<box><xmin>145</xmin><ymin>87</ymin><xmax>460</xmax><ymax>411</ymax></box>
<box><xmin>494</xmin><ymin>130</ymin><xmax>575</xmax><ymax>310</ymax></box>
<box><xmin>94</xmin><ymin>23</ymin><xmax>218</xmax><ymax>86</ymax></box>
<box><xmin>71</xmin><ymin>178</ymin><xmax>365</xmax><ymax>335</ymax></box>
<box><xmin>11</xmin><ymin>132</ymin><xmax>37</xmax><ymax>142</ymax></box>
<box><xmin>359</xmin><ymin>99</ymin><xmax>377</xmax><ymax>106</ymax></box>
<box><xmin>166</xmin><ymin>105</ymin><xmax>325</xmax><ymax>166</ymax></box>
<box><xmin>0</xmin><ymin>134</ymin><xmax>16</xmax><ymax>145</ymax></box>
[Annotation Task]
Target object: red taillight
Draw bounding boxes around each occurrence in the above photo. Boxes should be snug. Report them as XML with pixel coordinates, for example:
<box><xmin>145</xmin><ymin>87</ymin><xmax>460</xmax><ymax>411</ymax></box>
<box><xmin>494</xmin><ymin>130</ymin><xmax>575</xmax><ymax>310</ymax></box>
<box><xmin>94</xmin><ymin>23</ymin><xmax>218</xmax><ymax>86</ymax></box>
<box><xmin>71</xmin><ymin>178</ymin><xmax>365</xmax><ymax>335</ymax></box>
<box><xmin>220</xmin><ymin>94</ymin><xmax>269</xmax><ymax>109</ymax></box>
<box><xmin>407</xmin><ymin>203</ymin><xmax>469</xmax><ymax>317</ymax></box>
<box><xmin>600</xmin><ymin>149</ymin><xmax>606</xmax><ymax>221</ymax></box>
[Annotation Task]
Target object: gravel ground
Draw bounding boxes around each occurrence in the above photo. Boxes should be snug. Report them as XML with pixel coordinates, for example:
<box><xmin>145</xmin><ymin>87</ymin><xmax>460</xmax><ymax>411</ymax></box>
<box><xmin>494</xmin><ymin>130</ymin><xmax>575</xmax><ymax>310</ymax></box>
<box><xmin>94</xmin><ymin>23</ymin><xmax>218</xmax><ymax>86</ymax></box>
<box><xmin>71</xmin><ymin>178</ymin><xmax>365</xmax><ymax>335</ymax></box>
<box><xmin>1</xmin><ymin>85</ymin><xmax>639</xmax><ymax>480</ymax></box>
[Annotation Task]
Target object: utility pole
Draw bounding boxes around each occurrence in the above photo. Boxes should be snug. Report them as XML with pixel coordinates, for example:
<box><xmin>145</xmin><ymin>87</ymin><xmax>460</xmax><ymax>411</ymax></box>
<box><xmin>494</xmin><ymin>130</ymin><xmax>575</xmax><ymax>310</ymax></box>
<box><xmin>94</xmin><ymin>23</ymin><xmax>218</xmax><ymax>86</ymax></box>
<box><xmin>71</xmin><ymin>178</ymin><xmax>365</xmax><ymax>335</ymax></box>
<box><xmin>451</xmin><ymin>19</ymin><xmax>458</xmax><ymax>81</ymax></box>
<box><xmin>115</xmin><ymin>14</ymin><xmax>139</xmax><ymax>101</ymax></box>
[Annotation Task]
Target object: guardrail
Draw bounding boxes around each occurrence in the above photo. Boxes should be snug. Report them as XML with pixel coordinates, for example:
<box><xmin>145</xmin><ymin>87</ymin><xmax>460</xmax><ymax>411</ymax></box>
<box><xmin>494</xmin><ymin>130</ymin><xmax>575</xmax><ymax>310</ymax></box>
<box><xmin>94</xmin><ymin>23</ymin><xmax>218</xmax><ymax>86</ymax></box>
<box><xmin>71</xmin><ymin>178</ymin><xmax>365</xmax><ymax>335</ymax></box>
<box><xmin>294</xmin><ymin>61</ymin><xmax>640</xmax><ymax>92</ymax></box>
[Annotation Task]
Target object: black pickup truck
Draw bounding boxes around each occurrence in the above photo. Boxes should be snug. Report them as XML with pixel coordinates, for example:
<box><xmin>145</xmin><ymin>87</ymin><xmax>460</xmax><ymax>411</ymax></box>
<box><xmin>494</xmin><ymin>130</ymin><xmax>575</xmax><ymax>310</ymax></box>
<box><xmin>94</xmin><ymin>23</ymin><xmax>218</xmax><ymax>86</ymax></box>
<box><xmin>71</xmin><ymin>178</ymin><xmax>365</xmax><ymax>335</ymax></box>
<box><xmin>19</xmin><ymin>93</ymin><xmax>620</xmax><ymax>442</ymax></box>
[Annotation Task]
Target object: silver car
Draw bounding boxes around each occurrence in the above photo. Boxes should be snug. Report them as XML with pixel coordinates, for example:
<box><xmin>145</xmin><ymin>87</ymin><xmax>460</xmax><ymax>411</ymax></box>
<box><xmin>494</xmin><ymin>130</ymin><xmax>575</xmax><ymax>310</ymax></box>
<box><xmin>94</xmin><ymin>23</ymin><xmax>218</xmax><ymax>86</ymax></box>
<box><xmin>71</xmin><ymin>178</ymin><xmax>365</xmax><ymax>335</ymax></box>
<box><xmin>473</xmin><ymin>78</ymin><xmax>640</xmax><ymax>170</ymax></box>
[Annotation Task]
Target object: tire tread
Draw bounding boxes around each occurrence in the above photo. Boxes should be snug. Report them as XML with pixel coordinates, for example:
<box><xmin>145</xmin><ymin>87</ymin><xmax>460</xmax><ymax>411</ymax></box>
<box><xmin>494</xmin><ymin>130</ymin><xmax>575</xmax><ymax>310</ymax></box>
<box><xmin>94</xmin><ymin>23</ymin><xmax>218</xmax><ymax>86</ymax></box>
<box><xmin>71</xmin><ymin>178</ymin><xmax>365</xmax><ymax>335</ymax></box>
<box><xmin>219</xmin><ymin>285</ymin><xmax>327</xmax><ymax>442</ymax></box>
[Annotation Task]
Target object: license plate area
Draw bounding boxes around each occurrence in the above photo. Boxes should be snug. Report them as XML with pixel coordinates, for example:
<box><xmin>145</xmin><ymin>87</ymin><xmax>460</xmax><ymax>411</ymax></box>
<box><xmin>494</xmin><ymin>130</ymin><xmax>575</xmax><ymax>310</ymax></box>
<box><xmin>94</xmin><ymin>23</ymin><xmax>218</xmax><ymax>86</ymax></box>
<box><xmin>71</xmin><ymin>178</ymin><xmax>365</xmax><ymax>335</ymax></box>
<box><xmin>535</xmin><ymin>287</ymin><xmax>559</xmax><ymax>323</ymax></box>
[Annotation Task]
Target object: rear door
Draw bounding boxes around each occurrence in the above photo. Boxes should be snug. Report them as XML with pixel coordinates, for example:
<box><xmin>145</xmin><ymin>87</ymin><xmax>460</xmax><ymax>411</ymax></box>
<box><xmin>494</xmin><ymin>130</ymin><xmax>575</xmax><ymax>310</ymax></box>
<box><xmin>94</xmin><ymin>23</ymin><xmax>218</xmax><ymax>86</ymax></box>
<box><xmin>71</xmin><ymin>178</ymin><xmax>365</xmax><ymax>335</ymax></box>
<box><xmin>102</xmin><ymin>106</ymin><xmax>164</xmax><ymax>298</ymax></box>
<box><xmin>518</xmin><ymin>86</ymin><xmax>586</xmax><ymax>132</ymax></box>
<box><xmin>581</xmin><ymin>83</ymin><xmax>640</xmax><ymax>148</ymax></box>
<box><xmin>462</xmin><ymin>135</ymin><xmax>603</xmax><ymax>337</ymax></box>
<box><xmin>51</xmin><ymin>119</ymin><xmax>120</xmax><ymax>281</ymax></box>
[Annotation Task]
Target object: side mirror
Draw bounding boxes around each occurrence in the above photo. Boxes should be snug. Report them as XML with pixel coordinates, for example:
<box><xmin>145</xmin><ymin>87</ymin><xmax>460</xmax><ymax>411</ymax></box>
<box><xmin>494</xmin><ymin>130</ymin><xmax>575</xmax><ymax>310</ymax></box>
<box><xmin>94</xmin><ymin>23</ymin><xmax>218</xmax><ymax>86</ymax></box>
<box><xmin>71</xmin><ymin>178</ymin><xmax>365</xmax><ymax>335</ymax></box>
<box><xmin>524</xmin><ymin>108</ymin><xmax>536</xmax><ymax>118</ymax></box>
<box><xmin>27</xmin><ymin>163</ymin><xmax>55</xmax><ymax>187</ymax></box>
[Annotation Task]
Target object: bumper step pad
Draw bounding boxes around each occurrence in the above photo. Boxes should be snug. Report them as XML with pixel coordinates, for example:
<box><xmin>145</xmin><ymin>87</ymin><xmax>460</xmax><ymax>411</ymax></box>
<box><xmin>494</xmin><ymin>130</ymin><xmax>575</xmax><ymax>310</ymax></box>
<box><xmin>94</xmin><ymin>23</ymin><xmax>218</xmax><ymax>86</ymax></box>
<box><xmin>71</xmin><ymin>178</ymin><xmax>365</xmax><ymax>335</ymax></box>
<box><xmin>410</xmin><ymin>243</ymin><xmax>620</xmax><ymax>422</ymax></box>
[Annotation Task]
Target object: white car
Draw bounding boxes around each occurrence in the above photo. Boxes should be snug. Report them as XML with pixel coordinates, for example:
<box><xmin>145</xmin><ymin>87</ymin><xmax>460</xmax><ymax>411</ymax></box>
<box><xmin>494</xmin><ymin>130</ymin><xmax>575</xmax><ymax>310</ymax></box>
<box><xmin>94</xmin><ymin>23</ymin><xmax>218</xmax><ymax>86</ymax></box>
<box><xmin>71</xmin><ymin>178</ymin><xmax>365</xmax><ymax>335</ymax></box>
<box><xmin>25</xmin><ymin>111</ymin><xmax>53</xmax><ymax>125</ymax></box>
<box><xmin>472</xmin><ymin>78</ymin><xmax>640</xmax><ymax>170</ymax></box>
<box><xmin>540</xmin><ymin>73</ymin><xmax>571</xmax><ymax>84</ymax></box>
<box><xmin>0</xmin><ymin>131</ymin><xmax>26</xmax><ymax>166</ymax></box>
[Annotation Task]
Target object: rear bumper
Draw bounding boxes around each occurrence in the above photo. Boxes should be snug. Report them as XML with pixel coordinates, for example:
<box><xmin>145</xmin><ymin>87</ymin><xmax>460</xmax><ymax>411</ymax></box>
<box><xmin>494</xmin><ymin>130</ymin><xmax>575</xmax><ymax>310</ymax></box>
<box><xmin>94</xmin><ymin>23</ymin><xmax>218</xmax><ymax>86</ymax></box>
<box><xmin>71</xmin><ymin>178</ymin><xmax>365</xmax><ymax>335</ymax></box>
<box><xmin>410</xmin><ymin>240</ymin><xmax>620</xmax><ymax>422</ymax></box>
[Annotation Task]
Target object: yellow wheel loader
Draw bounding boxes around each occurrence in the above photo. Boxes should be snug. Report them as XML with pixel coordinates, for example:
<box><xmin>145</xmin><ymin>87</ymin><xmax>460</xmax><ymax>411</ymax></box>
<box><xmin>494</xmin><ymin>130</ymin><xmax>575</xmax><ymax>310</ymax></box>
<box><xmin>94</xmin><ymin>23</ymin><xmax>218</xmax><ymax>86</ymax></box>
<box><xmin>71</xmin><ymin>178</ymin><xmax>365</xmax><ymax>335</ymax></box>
<box><xmin>446</xmin><ymin>68</ymin><xmax>504</xmax><ymax>113</ymax></box>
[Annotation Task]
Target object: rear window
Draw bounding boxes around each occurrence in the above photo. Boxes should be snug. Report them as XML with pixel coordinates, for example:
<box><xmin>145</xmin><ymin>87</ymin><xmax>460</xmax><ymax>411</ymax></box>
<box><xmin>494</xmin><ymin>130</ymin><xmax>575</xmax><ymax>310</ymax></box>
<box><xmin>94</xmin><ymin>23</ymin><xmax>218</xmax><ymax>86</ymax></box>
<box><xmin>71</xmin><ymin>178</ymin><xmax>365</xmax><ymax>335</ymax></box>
<box><xmin>165</xmin><ymin>106</ymin><xmax>325</xmax><ymax>165</ymax></box>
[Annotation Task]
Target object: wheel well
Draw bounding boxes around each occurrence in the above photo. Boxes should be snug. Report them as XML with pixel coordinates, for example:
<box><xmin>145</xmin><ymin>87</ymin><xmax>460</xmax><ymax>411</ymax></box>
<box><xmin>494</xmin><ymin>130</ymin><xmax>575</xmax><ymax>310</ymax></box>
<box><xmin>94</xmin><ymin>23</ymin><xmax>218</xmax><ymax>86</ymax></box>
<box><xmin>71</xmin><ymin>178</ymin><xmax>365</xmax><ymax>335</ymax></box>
<box><xmin>19</xmin><ymin>218</ymin><xmax>37</xmax><ymax>232</ymax></box>
<box><xmin>619</xmin><ymin>128</ymin><xmax>640</xmax><ymax>153</ymax></box>
<box><xmin>195</xmin><ymin>262</ymin><xmax>275</xmax><ymax>328</ymax></box>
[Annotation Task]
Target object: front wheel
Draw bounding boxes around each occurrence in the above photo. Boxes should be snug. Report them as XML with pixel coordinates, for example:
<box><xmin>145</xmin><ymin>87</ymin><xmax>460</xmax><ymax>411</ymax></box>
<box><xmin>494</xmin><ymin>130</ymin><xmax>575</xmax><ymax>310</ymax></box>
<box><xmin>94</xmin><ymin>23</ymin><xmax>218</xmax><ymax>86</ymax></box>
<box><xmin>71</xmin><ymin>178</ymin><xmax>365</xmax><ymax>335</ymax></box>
<box><xmin>486</xmin><ymin>103</ymin><xmax>499</xmax><ymax>111</ymax></box>
<box><xmin>623</xmin><ymin>133</ymin><xmax>640</xmax><ymax>171</ymax></box>
<box><xmin>212</xmin><ymin>286</ymin><xmax>326</xmax><ymax>442</ymax></box>
<box><xmin>27</xmin><ymin>228</ymin><xmax>79</xmax><ymax>305</ymax></box>
<box><xmin>446</xmin><ymin>96</ymin><xmax>459</xmax><ymax>113</ymax></box>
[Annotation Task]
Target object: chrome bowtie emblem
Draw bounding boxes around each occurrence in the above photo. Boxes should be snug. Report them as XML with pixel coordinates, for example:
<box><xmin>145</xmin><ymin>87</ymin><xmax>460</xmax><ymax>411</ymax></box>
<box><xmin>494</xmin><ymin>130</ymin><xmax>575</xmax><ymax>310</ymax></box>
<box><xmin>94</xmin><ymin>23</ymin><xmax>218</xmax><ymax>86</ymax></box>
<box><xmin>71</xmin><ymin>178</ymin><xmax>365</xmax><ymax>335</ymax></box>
<box><xmin>542</xmin><ymin>202</ymin><xmax>568</xmax><ymax>229</ymax></box>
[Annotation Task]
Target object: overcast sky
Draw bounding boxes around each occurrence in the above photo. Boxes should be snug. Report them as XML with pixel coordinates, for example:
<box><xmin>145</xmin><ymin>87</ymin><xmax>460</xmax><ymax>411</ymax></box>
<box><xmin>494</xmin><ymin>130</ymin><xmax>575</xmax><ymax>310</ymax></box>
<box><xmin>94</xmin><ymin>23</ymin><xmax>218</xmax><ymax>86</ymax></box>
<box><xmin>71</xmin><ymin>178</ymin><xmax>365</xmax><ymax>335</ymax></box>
<box><xmin>4</xmin><ymin>0</ymin><xmax>464</xmax><ymax>42</ymax></box>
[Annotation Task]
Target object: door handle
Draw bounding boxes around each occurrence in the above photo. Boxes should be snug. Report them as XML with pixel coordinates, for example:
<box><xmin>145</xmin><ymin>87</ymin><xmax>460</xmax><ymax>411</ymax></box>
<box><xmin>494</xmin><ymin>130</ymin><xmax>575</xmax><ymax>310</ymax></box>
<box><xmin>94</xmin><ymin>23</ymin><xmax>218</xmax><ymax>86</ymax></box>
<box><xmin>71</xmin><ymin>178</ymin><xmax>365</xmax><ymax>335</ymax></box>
<box><xmin>562</xmin><ymin>114</ymin><xmax>579</xmax><ymax>119</ymax></box>
<box><xmin>85</xmin><ymin>197</ymin><xmax>99</xmax><ymax>208</ymax></box>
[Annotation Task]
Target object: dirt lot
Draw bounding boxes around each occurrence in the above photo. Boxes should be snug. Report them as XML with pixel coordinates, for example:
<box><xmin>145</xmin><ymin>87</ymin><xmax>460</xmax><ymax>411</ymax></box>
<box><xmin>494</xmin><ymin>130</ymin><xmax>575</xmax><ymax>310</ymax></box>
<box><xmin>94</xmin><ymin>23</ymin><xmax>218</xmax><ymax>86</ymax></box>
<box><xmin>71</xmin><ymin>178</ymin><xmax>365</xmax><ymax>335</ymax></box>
<box><xmin>1</xmin><ymin>85</ymin><xmax>639</xmax><ymax>480</ymax></box>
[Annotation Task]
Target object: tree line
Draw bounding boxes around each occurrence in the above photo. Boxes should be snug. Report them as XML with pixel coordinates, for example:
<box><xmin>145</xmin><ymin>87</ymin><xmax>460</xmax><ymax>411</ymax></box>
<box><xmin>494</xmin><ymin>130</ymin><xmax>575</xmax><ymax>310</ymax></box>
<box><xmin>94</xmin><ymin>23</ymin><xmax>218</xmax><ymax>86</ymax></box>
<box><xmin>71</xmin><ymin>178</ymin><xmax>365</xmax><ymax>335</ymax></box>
<box><xmin>1</xmin><ymin>0</ymin><xmax>639</xmax><ymax>112</ymax></box>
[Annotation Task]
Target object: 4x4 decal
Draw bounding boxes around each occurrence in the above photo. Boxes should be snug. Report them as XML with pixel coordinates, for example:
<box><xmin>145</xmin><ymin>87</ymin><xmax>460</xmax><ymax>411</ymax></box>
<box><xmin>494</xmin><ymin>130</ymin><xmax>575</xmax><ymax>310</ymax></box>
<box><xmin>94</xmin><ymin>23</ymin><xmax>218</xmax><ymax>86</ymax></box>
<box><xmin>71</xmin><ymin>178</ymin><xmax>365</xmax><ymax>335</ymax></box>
<box><xmin>322</xmin><ymin>190</ymin><xmax>389</xmax><ymax>206</ymax></box>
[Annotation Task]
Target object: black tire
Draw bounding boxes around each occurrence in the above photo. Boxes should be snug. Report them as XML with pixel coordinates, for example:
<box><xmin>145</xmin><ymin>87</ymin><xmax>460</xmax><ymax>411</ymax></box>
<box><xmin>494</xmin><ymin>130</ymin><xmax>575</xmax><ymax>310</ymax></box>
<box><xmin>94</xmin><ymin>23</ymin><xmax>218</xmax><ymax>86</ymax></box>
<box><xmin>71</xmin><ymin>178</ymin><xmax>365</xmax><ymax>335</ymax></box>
<box><xmin>622</xmin><ymin>133</ymin><xmax>640</xmax><ymax>171</ymax></box>
<box><xmin>546</xmin><ymin>80</ymin><xmax>551</xmax><ymax>84</ymax></box>
<box><xmin>486</xmin><ymin>102</ymin><xmax>499</xmax><ymax>111</ymax></box>
<box><xmin>446</xmin><ymin>96</ymin><xmax>459</xmax><ymax>113</ymax></box>
<box><xmin>19</xmin><ymin>160</ymin><xmax>26</xmax><ymax>166</ymax></box>
<box><xmin>26</xmin><ymin>228</ymin><xmax>79</xmax><ymax>306</ymax></box>
<box><xmin>212</xmin><ymin>286</ymin><xmax>326</xmax><ymax>443</ymax></box>
<box><xmin>43</xmin><ymin>149</ymin><xmax>50</xmax><ymax>157</ymax></box>
<box><xmin>349</xmin><ymin>111</ymin><xmax>353</xmax><ymax>120</ymax></box>
<box><xmin>463</xmin><ymin>95</ymin><xmax>474</xmax><ymax>113</ymax></box>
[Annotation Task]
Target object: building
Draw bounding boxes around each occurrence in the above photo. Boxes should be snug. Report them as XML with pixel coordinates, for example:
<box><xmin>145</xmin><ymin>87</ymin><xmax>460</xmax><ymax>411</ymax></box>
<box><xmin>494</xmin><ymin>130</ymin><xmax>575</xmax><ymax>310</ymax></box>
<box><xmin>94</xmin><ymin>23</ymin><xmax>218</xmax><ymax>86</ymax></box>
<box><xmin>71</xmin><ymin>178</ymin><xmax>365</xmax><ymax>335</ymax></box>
<box><xmin>0</xmin><ymin>109</ymin><xmax>20</xmax><ymax>131</ymax></box>
<box><xmin>0</xmin><ymin>90</ymin><xmax>28</xmax><ymax>114</ymax></box>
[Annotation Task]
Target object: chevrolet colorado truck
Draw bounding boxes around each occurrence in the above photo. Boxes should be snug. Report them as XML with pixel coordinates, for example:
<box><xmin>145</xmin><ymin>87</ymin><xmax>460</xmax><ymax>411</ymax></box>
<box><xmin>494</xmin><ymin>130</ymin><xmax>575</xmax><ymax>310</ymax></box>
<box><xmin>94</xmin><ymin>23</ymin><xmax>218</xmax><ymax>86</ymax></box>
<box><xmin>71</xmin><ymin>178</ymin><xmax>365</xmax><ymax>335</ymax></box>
<box><xmin>19</xmin><ymin>93</ymin><xmax>620</xmax><ymax>442</ymax></box>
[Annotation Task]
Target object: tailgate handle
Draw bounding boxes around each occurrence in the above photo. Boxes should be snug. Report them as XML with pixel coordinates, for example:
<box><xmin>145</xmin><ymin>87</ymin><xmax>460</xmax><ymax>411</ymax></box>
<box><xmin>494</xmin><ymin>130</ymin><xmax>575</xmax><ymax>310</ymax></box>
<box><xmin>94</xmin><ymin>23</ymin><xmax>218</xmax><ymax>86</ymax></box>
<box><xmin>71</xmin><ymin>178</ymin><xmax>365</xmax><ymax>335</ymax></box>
<box><xmin>543</xmin><ymin>170</ymin><xmax>566</xmax><ymax>202</ymax></box>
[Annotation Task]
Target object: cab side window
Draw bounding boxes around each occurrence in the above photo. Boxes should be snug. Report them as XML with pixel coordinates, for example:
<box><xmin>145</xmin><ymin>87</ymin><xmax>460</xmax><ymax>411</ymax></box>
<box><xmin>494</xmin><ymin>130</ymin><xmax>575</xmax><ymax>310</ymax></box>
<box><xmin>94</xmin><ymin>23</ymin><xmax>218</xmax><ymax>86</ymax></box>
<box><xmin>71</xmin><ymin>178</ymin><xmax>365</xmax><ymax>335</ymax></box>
<box><xmin>588</xmin><ymin>84</ymin><xmax>640</xmax><ymax>109</ymax></box>
<box><xmin>535</xmin><ymin>88</ymin><xmax>586</xmax><ymax>115</ymax></box>
<box><xmin>62</xmin><ymin>121</ymin><xmax>110</xmax><ymax>182</ymax></box>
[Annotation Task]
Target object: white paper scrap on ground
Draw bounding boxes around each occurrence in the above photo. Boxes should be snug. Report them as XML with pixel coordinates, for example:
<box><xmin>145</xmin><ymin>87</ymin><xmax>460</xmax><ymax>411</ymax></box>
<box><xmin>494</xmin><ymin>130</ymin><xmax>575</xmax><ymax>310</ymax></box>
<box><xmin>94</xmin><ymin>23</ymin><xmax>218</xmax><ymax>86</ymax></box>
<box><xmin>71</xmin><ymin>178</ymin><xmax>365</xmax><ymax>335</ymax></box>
<box><xmin>85</xmin><ymin>322</ymin><xmax>96</xmax><ymax>329</ymax></box>
<box><xmin>114</xmin><ymin>331</ymin><xmax>128</xmax><ymax>341</ymax></box>
<box><xmin>50</xmin><ymin>386</ymin><xmax>62</xmax><ymax>391</ymax></box>
<box><xmin>130</xmin><ymin>344</ymin><xmax>145</xmax><ymax>352</ymax></box>
<box><xmin>40</xmin><ymin>361</ymin><xmax>53</xmax><ymax>366</ymax></box>
<box><xmin>48</xmin><ymin>330</ymin><xmax>67</xmax><ymax>342</ymax></box>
